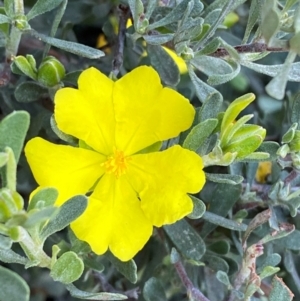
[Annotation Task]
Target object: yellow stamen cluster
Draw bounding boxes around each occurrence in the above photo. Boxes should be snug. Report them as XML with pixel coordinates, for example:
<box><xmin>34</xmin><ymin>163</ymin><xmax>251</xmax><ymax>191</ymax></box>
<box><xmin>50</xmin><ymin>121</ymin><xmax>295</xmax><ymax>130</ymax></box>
<box><xmin>102</xmin><ymin>149</ymin><xmax>129</xmax><ymax>178</ymax></box>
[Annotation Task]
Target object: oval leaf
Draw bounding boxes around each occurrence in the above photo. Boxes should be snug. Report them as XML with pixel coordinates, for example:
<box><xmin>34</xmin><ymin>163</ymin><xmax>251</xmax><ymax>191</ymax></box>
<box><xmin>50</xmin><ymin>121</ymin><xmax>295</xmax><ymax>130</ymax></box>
<box><xmin>164</xmin><ymin>219</ymin><xmax>205</xmax><ymax>261</ymax></box>
<box><xmin>0</xmin><ymin>266</ymin><xmax>29</xmax><ymax>301</ymax></box>
<box><xmin>40</xmin><ymin>195</ymin><xmax>87</xmax><ymax>241</ymax></box>
<box><xmin>50</xmin><ymin>251</ymin><xmax>84</xmax><ymax>284</ymax></box>
<box><xmin>147</xmin><ymin>44</ymin><xmax>180</xmax><ymax>86</ymax></box>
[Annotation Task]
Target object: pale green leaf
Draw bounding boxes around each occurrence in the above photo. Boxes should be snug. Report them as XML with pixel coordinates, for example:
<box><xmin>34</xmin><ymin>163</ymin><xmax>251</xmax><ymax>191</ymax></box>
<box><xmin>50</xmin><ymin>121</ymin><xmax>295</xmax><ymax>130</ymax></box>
<box><xmin>0</xmin><ymin>266</ymin><xmax>29</xmax><ymax>301</ymax></box>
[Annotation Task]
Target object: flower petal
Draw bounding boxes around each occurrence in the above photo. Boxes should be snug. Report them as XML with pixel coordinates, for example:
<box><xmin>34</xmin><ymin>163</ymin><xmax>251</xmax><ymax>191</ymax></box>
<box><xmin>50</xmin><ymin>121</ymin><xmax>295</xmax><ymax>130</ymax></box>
<box><xmin>113</xmin><ymin>66</ymin><xmax>195</xmax><ymax>155</ymax></box>
<box><xmin>55</xmin><ymin>67</ymin><xmax>115</xmax><ymax>155</ymax></box>
<box><xmin>126</xmin><ymin>145</ymin><xmax>205</xmax><ymax>226</ymax></box>
<box><xmin>25</xmin><ymin>137</ymin><xmax>105</xmax><ymax>205</ymax></box>
<box><xmin>71</xmin><ymin>174</ymin><xmax>153</xmax><ymax>261</ymax></box>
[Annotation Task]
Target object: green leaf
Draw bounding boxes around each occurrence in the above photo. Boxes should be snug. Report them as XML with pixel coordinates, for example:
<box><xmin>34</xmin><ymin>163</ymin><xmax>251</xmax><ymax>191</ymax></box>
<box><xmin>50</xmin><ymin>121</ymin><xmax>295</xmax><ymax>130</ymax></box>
<box><xmin>128</xmin><ymin>0</ymin><xmax>144</xmax><ymax>28</ymax></box>
<box><xmin>269</xmin><ymin>276</ymin><xmax>294</xmax><ymax>301</ymax></box>
<box><xmin>0</xmin><ymin>111</ymin><xmax>30</xmax><ymax>162</ymax></box>
<box><xmin>260</xmin><ymin>266</ymin><xmax>280</xmax><ymax>280</ymax></box>
<box><xmin>259</xmin><ymin>253</ymin><xmax>281</xmax><ymax>272</ymax></box>
<box><xmin>30</xmin><ymin>30</ymin><xmax>105</xmax><ymax>59</ymax></box>
<box><xmin>224</xmin><ymin>114</ymin><xmax>253</xmax><ymax>143</ymax></box>
<box><xmin>5</xmin><ymin>147</ymin><xmax>16</xmax><ymax>191</ymax></box>
<box><xmin>0</xmin><ymin>14</ymin><xmax>10</xmax><ymax>24</ymax></box>
<box><xmin>4</xmin><ymin>0</ymin><xmax>13</xmax><ymax>17</ymax></box>
<box><xmin>224</xmin><ymin>133</ymin><xmax>265</xmax><ymax>159</ymax></box>
<box><xmin>51</xmin><ymin>251</ymin><xmax>84</xmax><ymax>284</ymax></box>
<box><xmin>216</xmin><ymin>270</ymin><xmax>231</xmax><ymax>286</ymax></box>
<box><xmin>65</xmin><ymin>283</ymin><xmax>127</xmax><ymax>300</ymax></box>
<box><xmin>208</xmin><ymin>60</ymin><xmax>240</xmax><ymax>86</ymax></box>
<box><xmin>261</xmin><ymin>3</ymin><xmax>280</xmax><ymax>43</ymax></box>
<box><xmin>202</xmin><ymin>254</ymin><xmax>229</xmax><ymax>272</ymax></box>
<box><xmin>23</xmin><ymin>207</ymin><xmax>58</xmax><ymax>228</ymax></box>
<box><xmin>240</xmin><ymin>60</ymin><xmax>300</xmax><ymax>82</ymax></box>
<box><xmin>198</xmin><ymin>92</ymin><xmax>223</xmax><ymax>122</ymax></box>
<box><xmin>148</xmin><ymin>0</ymin><xmax>191</xmax><ymax>30</ymax></box>
<box><xmin>27</xmin><ymin>0</ymin><xmax>63</xmax><ymax>20</ymax></box>
<box><xmin>242</xmin><ymin>0</ymin><xmax>261</xmax><ymax>43</ymax></box>
<box><xmin>208</xmin><ymin>240</ymin><xmax>230</xmax><ymax>255</ymax></box>
<box><xmin>0</xmin><ymin>248</ymin><xmax>28</xmax><ymax>264</ymax></box>
<box><xmin>147</xmin><ymin>44</ymin><xmax>180</xmax><ymax>86</ymax></box>
<box><xmin>40</xmin><ymin>195</ymin><xmax>87</xmax><ymax>241</ymax></box>
<box><xmin>143</xmin><ymin>277</ymin><xmax>167</xmax><ymax>301</ymax></box>
<box><xmin>14</xmin><ymin>81</ymin><xmax>48</xmax><ymax>102</ymax></box>
<box><xmin>106</xmin><ymin>252</ymin><xmax>137</xmax><ymax>283</ymax></box>
<box><xmin>239</xmin><ymin>151</ymin><xmax>270</xmax><ymax>162</ymax></box>
<box><xmin>291</xmin><ymin>92</ymin><xmax>300</xmax><ymax>128</ymax></box>
<box><xmin>220</xmin><ymin>93</ymin><xmax>255</xmax><ymax>139</ymax></box>
<box><xmin>187</xmin><ymin>195</ymin><xmax>206</xmax><ymax>219</ymax></box>
<box><xmin>0</xmin><ymin>152</ymin><xmax>8</xmax><ymax>168</ymax></box>
<box><xmin>164</xmin><ymin>219</ymin><xmax>205</xmax><ymax>261</ymax></box>
<box><xmin>12</xmin><ymin>56</ymin><xmax>37</xmax><ymax>80</ymax></box>
<box><xmin>143</xmin><ymin>33</ymin><xmax>174</xmax><ymax>45</ymax></box>
<box><xmin>275</xmin><ymin>230</ymin><xmax>300</xmax><ymax>250</ymax></box>
<box><xmin>282</xmin><ymin>123</ymin><xmax>298</xmax><ymax>143</ymax></box>
<box><xmin>50</xmin><ymin>115</ymin><xmax>78</xmax><ymax>145</ymax></box>
<box><xmin>265</xmin><ymin>51</ymin><xmax>297</xmax><ymax>100</ymax></box>
<box><xmin>202</xmin><ymin>211</ymin><xmax>247</xmax><ymax>231</ymax></box>
<box><xmin>188</xmin><ymin>66</ymin><xmax>218</xmax><ymax>102</ymax></box>
<box><xmin>256</xmin><ymin>141</ymin><xmax>279</xmax><ymax>161</ymax></box>
<box><xmin>183</xmin><ymin>118</ymin><xmax>218</xmax><ymax>151</ymax></box>
<box><xmin>200</xmin><ymin>183</ymin><xmax>241</xmax><ymax>237</ymax></box>
<box><xmin>28</xmin><ymin>187</ymin><xmax>58</xmax><ymax>211</ymax></box>
<box><xmin>206</xmin><ymin>173</ymin><xmax>243</xmax><ymax>185</ymax></box>
<box><xmin>0</xmin><ymin>266</ymin><xmax>30</xmax><ymax>301</ymax></box>
<box><xmin>191</xmin><ymin>55</ymin><xmax>232</xmax><ymax>78</ymax></box>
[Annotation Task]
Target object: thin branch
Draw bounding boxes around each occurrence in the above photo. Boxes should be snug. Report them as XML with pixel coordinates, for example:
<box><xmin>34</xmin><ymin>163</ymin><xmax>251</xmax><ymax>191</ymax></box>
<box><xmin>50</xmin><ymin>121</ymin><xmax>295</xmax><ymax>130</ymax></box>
<box><xmin>174</xmin><ymin>259</ymin><xmax>210</xmax><ymax>301</ymax></box>
<box><xmin>210</xmin><ymin>42</ymin><xmax>288</xmax><ymax>58</ymax></box>
<box><xmin>112</xmin><ymin>4</ymin><xmax>130</xmax><ymax>77</ymax></box>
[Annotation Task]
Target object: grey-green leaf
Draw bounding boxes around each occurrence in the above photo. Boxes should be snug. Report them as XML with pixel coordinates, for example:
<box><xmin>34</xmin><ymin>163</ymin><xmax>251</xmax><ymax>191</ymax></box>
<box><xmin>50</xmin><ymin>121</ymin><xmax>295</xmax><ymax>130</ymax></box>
<box><xmin>66</xmin><ymin>283</ymin><xmax>127</xmax><ymax>300</ymax></box>
<box><xmin>0</xmin><ymin>266</ymin><xmax>29</xmax><ymax>301</ymax></box>
<box><xmin>198</xmin><ymin>92</ymin><xmax>223</xmax><ymax>122</ymax></box>
<box><xmin>30</xmin><ymin>31</ymin><xmax>105</xmax><ymax>59</ymax></box>
<box><xmin>240</xmin><ymin>60</ymin><xmax>300</xmax><ymax>82</ymax></box>
<box><xmin>143</xmin><ymin>34</ymin><xmax>174</xmax><ymax>45</ymax></box>
<box><xmin>202</xmin><ymin>211</ymin><xmax>247</xmax><ymax>231</ymax></box>
<box><xmin>27</xmin><ymin>0</ymin><xmax>63</xmax><ymax>20</ymax></box>
<box><xmin>0</xmin><ymin>248</ymin><xmax>28</xmax><ymax>264</ymax></box>
<box><xmin>28</xmin><ymin>187</ymin><xmax>58</xmax><ymax>211</ymax></box>
<box><xmin>40</xmin><ymin>195</ymin><xmax>87</xmax><ymax>241</ymax></box>
<box><xmin>269</xmin><ymin>276</ymin><xmax>294</xmax><ymax>301</ymax></box>
<box><xmin>206</xmin><ymin>173</ymin><xmax>244</xmax><ymax>185</ymax></box>
<box><xmin>147</xmin><ymin>0</ymin><xmax>190</xmax><ymax>30</ymax></box>
<box><xmin>183</xmin><ymin>118</ymin><xmax>218</xmax><ymax>151</ymax></box>
<box><xmin>0</xmin><ymin>111</ymin><xmax>30</xmax><ymax>162</ymax></box>
<box><xmin>0</xmin><ymin>14</ymin><xmax>10</xmax><ymax>24</ymax></box>
<box><xmin>291</xmin><ymin>92</ymin><xmax>300</xmax><ymax>128</ymax></box>
<box><xmin>50</xmin><ymin>251</ymin><xmax>84</xmax><ymax>284</ymax></box>
<box><xmin>164</xmin><ymin>219</ymin><xmax>205</xmax><ymax>261</ymax></box>
<box><xmin>106</xmin><ymin>252</ymin><xmax>137</xmax><ymax>284</ymax></box>
<box><xmin>143</xmin><ymin>277</ymin><xmax>167</xmax><ymax>301</ymax></box>
<box><xmin>14</xmin><ymin>81</ymin><xmax>48</xmax><ymax>102</ymax></box>
<box><xmin>147</xmin><ymin>44</ymin><xmax>180</xmax><ymax>86</ymax></box>
<box><xmin>187</xmin><ymin>195</ymin><xmax>206</xmax><ymax>219</ymax></box>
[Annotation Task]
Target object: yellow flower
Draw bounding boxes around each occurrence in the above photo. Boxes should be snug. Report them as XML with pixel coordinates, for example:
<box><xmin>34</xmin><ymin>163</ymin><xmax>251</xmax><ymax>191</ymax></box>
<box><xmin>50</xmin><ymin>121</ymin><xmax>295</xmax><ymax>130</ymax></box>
<box><xmin>25</xmin><ymin>66</ymin><xmax>205</xmax><ymax>261</ymax></box>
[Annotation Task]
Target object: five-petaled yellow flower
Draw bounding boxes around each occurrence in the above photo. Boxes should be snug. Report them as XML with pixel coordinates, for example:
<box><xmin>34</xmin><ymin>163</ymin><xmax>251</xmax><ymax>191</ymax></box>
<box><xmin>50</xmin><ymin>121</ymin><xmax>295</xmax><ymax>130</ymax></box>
<box><xmin>25</xmin><ymin>66</ymin><xmax>205</xmax><ymax>261</ymax></box>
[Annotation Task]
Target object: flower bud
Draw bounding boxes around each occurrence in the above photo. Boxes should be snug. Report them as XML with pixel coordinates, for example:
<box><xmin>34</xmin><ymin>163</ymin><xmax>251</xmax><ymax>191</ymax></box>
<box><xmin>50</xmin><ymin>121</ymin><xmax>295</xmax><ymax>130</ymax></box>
<box><xmin>37</xmin><ymin>56</ymin><xmax>65</xmax><ymax>87</ymax></box>
<box><xmin>13</xmin><ymin>55</ymin><xmax>37</xmax><ymax>79</ymax></box>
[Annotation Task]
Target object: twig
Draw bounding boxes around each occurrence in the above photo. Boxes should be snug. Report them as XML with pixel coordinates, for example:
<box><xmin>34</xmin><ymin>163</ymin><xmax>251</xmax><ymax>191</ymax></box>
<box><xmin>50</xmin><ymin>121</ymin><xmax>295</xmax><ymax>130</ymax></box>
<box><xmin>174</xmin><ymin>259</ymin><xmax>210</xmax><ymax>301</ymax></box>
<box><xmin>112</xmin><ymin>4</ymin><xmax>130</xmax><ymax>77</ymax></box>
<box><xmin>210</xmin><ymin>42</ymin><xmax>288</xmax><ymax>58</ymax></box>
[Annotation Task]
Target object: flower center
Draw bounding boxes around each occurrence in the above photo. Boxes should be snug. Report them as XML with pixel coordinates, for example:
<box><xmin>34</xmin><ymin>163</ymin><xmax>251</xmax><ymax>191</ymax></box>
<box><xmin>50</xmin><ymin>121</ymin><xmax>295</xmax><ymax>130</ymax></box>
<box><xmin>102</xmin><ymin>149</ymin><xmax>129</xmax><ymax>178</ymax></box>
